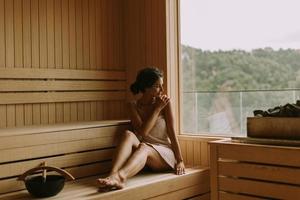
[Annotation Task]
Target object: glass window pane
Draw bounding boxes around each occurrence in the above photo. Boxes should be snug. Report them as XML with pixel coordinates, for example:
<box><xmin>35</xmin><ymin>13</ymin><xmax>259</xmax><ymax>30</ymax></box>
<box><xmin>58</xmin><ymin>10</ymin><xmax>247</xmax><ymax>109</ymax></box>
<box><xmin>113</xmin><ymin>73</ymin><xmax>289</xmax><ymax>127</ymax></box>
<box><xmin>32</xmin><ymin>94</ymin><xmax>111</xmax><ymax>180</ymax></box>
<box><xmin>180</xmin><ymin>0</ymin><xmax>300</xmax><ymax>136</ymax></box>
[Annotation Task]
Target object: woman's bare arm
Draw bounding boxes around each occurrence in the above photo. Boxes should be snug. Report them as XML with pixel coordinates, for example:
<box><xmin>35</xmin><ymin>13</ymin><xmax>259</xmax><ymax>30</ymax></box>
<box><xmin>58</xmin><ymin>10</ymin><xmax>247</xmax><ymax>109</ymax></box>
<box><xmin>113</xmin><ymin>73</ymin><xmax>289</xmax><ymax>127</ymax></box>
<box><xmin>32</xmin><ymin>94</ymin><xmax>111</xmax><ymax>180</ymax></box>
<box><xmin>128</xmin><ymin>96</ymin><xmax>169</xmax><ymax>137</ymax></box>
<box><xmin>128</xmin><ymin>102</ymin><xmax>143</xmax><ymax>131</ymax></box>
<box><xmin>164</xmin><ymin>102</ymin><xmax>185</xmax><ymax>175</ymax></box>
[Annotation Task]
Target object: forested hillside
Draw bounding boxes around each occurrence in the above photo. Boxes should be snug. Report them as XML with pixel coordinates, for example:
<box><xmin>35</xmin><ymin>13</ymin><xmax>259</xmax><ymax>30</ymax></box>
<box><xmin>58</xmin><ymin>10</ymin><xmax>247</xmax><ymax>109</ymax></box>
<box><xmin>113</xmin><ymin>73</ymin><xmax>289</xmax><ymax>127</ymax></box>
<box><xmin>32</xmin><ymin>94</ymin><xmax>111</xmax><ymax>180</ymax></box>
<box><xmin>181</xmin><ymin>45</ymin><xmax>300</xmax><ymax>91</ymax></box>
<box><xmin>181</xmin><ymin>45</ymin><xmax>300</xmax><ymax>134</ymax></box>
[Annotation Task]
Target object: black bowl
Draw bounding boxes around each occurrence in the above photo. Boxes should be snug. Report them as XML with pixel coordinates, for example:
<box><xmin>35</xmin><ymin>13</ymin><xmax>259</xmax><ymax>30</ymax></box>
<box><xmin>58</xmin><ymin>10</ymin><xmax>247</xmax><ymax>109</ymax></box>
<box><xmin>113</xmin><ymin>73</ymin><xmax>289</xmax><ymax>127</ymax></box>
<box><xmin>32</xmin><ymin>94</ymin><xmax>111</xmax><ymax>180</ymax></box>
<box><xmin>25</xmin><ymin>175</ymin><xmax>65</xmax><ymax>198</ymax></box>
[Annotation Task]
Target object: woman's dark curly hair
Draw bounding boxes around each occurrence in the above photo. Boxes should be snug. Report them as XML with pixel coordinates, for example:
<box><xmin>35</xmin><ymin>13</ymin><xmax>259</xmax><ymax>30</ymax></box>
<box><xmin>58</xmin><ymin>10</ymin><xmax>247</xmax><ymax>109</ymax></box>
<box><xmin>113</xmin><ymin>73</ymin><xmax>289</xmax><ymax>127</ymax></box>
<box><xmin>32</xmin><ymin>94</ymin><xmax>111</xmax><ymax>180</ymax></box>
<box><xmin>130</xmin><ymin>67</ymin><xmax>163</xmax><ymax>95</ymax></box>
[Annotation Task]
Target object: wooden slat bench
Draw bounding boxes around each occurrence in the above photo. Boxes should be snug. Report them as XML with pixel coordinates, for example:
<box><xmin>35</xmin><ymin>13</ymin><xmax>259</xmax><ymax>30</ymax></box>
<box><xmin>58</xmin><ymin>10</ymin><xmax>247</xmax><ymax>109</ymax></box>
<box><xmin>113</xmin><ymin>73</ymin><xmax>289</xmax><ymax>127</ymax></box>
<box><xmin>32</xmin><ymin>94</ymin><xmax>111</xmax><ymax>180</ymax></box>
<box><xmin>210</xmin><ymin>139</ymin><xmax>300</xmax><ymax>200</ymax></box>
<box><xmin>0</xmin><ymin>120</ymin><xmax>210</xmax><ymax>200</ymax></box>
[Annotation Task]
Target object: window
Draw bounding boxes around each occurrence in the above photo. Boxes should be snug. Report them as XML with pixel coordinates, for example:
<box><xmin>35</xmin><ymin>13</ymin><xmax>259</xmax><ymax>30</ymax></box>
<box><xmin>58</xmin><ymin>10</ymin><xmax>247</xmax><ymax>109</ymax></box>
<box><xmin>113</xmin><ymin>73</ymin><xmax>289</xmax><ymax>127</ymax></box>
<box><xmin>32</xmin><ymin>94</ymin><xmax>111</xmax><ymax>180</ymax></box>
<box><xmin>180</xmin><ymin>0</ymin><xmax>300</xmax><ymax>136</ymax></box>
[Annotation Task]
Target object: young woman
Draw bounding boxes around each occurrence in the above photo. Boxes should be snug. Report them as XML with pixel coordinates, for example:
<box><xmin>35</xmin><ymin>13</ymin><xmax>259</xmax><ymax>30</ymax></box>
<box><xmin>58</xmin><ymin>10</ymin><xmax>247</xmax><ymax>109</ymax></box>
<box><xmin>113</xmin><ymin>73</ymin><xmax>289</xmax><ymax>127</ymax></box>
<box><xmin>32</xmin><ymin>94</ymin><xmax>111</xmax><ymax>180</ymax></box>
<box><xmin>97</xmin><ymin>67</ymin><xmax>185</xmax><ymax>190</ymax></box>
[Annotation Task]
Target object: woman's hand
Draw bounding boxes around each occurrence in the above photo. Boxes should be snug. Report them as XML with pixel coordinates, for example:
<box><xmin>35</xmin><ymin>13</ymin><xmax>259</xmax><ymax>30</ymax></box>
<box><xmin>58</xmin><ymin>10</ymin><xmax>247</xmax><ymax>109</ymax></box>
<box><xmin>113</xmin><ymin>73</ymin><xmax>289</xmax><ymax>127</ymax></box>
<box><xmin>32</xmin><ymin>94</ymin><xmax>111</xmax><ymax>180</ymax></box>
<box><xmin>175</xmin><ymin>161</ymin><xmax>185</xmax><ymax>175</ymax></box>
<box><xmin>155</xmin><ymin>94</ymin><xmax>170</xmax><ymax>111</ymax></box>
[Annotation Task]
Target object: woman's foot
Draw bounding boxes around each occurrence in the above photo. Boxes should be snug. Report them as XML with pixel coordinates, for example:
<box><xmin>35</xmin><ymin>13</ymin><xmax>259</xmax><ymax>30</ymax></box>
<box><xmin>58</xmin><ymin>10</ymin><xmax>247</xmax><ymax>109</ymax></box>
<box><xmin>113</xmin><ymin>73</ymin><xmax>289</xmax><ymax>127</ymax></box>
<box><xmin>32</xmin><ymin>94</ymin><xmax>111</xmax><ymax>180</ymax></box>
<box><xmin>97</xmin><ymin>173</ymin><xmax>125</xmax><ymax>191</ymax></box>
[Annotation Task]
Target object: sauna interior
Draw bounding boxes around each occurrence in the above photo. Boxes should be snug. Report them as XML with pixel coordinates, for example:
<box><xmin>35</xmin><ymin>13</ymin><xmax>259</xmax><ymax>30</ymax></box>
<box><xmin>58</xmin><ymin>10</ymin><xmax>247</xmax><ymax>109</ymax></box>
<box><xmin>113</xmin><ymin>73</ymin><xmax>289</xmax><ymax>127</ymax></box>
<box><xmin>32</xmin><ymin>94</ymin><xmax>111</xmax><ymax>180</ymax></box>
<box><xmin>0</xmin><ymin>0</ymin><xmax>299</xmax><ymax>199</ymax></box>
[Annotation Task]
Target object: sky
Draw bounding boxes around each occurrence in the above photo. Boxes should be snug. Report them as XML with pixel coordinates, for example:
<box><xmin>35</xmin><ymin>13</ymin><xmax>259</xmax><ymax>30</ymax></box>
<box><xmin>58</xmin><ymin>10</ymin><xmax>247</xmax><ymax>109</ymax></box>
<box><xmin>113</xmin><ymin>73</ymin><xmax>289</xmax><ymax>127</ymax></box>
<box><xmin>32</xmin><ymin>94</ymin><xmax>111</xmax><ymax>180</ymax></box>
<box><xmin>180</xmin><ymin>0</ymin><xmax>300</xmax><ymax>51</ymax></box>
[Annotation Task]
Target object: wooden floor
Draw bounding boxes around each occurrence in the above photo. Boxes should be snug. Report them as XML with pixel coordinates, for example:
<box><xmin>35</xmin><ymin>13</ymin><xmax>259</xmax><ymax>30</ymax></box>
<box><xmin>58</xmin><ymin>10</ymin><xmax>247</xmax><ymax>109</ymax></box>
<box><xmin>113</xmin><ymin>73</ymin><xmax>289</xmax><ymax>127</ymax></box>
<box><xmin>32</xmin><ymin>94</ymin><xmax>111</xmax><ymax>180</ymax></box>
<box><xmin>0</xmin><ymin>168</ymin><xmax>210</xmax><ymax>200</ymax></box>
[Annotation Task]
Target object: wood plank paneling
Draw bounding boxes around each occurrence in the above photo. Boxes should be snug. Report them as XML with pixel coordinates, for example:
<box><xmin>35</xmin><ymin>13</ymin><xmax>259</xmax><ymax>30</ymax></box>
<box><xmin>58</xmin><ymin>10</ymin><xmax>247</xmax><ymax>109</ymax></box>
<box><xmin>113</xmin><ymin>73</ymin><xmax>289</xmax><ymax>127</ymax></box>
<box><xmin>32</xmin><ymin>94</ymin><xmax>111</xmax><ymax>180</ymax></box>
<box><xmin>145</xmin><ymin>0</ymin><xmax>152</xmax><ymax>64</ymax></box>
<box><xmin>5</xmin><ymin>0</ymin><xmax>14</xmax><ymax>68</ymax></box>
<box><xmin>115</xmin><ymin>0</ymin><xmax>121</xmax><ymax>69</ymax></box>
<box><xmin>1</xmin><ymin>0</ymin><xmax>128</xmax><ymax>128</ymax></box>
<box><xmin>201</xmin><ymin>142</ymin><xmax>209</xmax><ymax>166</ymax></box>
<box><xmin>218</xmin><ymin>142</ymin><xmax>300</xmax><ymax>167</ymax></box>
<box><xmin>89</xmin><ymin>0</ymin><xmax>96</xmax><ymax>70</ymax></box>
<box><xmin>211</xmin><ymin>141</ymin><xmax>300</xmax><ymax>200</ymax></box>
<box><xmin>0</xmin><ymin>92</ymin><xmax>125</xmax><ymax>105</ymax></box>
<box><xmin>124</xmin><ymin>0</ymin><xmax>167</xmax><ymax>100</ymax></box>
<box><xmin>97</xmin><ymin>101</ymin><xmax>104</xmax><ymax>120</ymax></box>
<box><xmin>54</xmin><ymin>0</ymin><xmax>62</xmax><ymax>68</ymax></box>
<box><xmin>186</xmin><ymin>139</ymin><xmax>194</xmax><ymax>166</ymax></box>
<box><xmin>75</xmin><ymin>0</ymin><xmax>83</xmax><ymax>69</ymax></box>
<box><xmin>15</xmin><ymin>105</ymin><xmax>24</xmax><ymax>126</ymax></box>
<box><xmin>70</xmin><ymin>102</ymin><xmax>77</xmax><ymax>121</ymax></box>
<box><xmin>77</xmin><ymin>102</ymin><xmax>84</xmax><ymax>121</ymax></box>
<box><xmin>0</xmin><ymin>136</ymin><xmax>116</xmax><ymax>163</ymax></box>
<box><xmin>0</xmin><ymin>80</ymin><xmax>126</xmax><ymax>91</ymax></box>
<box><xmin>0</xmin><ymin>0</ymin><xmax>4</xmax><ymax>68</ymax></box>
<box><xmin>219</xmin><ymin>161</ymin><xmax>300</xmax><ymax>185</ymax></box>
<box><xmin>14</xmin><ymin>0</ymin><xmax>23</xmax><ymax>68</ymax></box>
<box><xmin>49</xmin><ymin>103</ymin><xmax>56</xmax><ymax>123</ymax></box>
<box><xmin>69</xmin><ymin>0</ymin><xmax>76</xmax><ymax>69</ymax></box>
<box><xmin>0</xmin><ymin>0</ymin><xmax>169</xmax><ymax>129</ymax></box>
<box><xmin>32</xmin><ymin>104</ymin><xmax>41</xmax><ymax>125</ymax></box>
<box><xmin>0</xmin><ymin>68</ymin><xmax>126</xmax><ymax>79</ymax></box>
<box><xmin>179</xmin><ymin>139</ymin><xmax>187</xmax><ymax>164</ymax></box>
<box><xmin>111</xmin><ymin>0</ymin><xmax>117</xmax><ymax>69</ymax></box>
<box><xmin>219</xmin><ymin>192</ymin><xmax>266</xmax><ymax>200</ymax></box>
<box><xmin>40</xmin><ymin>103</ymin><xmax>49</xmax><ymax>124</ymax></box>
<box><xmin>219</xmin><ymin>176</ymin><xmax>300</xmax><ymax>199</ymax></box>
<box><xmin>0</xmin><ymin>106</ymin><xmax>6</xmax><ymax>127</ymax></box>
<box><xmin>39</xmin><ymin>0</ymin><xmax>47</xmax><ymax>68</ymax></box>
<box><xmin>152</xmin><ymin>0</ymin><xmax>158</xmax><ymax>65</ymax></box>
<box><xmin>24</xmin><ymin>104</ymin><xmax>33</xmax><ymax>125</ymax></box>
<box><xmin>102</xmin><ymin>0</ymin><xmax>108</xmax><ymax>69</ymax></box>
<box><xmin>84</xmin><ymin>102</ymin><xmax>91</xmax><ymax>120</ymax></box>
<box><xmin>95</xmin><ymin>0</ymin><xmax>102</xmax><ymax>70</ymax></box>
<box><xmin>82</xmin><ymin>0</ymin><xmax>90</xmax><ymax>69</ymax></box>
<box><xmin>119</xmin><ymin>0</ymin><xmax>124</xmax><ymax>69</ymax></box>
<box><xmin>31</xmin><ymin>0</ymin><xmax>39</xmax><ymax>68</ymax></box>
<box><xmin>0</xmin><ymin>125</ymin><xmax>123</xmax><ymax>150</ymax></box>
<box><xmin>23</xmin><ymin>0</ymin><xmax>32</xmax><ymax>68</ymax></box>
<box><xmin>157</xmin><ymin>0</ymin><xmax>165</xmax><ymax>71</ymax></box>
<box><xmin>63</xmin><ymin>102</ymin><xmax>71</xmax><ymax>122</ymax></box>
<box><xmin>0</xmin><ymin>148</ymin><xmax>113</xmax><ymax>178</ymax></box>
<box><xmin>47</xmin><ymin>0</ymin><xmax>55</xmax><ymax>68</ymax></box>
<box><xmin>62</xmin><ymin>0</ymin><xmax>69</xmax><ymax>69</ymax></box>
<box><xmin>178</xmin><ymin>136</ymin><xmax>218</xmax><ymax>168</ymax></box>
<box><xmin>193</xmin><ymin>141</ymin><xmax>201</xmax><ymax>166</ymax></box>
<box><xmin>6</xmin><ymin>105</ymin><xmax>15</xmax><ymax>127</ymax></box>
<box><xmin>91</xmin><ymin>101</ymin><xmax>97</xmax><ymax>120</ymax></box>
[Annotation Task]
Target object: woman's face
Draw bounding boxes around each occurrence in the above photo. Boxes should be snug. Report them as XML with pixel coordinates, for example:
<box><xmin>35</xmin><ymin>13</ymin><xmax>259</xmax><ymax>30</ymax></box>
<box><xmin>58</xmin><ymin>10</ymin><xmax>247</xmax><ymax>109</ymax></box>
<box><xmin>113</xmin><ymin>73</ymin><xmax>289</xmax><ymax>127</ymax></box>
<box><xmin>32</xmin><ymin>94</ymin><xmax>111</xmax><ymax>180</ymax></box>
<box><xmin>144</xmin><ymin>77</ymin><xmax>164</xmax><ymax>97</ymax></box>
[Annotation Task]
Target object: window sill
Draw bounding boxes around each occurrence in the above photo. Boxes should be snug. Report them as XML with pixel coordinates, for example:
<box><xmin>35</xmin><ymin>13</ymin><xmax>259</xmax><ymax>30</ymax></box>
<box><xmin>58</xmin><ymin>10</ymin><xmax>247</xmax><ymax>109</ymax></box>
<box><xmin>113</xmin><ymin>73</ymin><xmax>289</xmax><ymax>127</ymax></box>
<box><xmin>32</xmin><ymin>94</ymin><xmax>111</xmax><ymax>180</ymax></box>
<box><xmin>178</xmin><ymin>134</ymin><xmax>227</xmax><ymax>141</ymax></box>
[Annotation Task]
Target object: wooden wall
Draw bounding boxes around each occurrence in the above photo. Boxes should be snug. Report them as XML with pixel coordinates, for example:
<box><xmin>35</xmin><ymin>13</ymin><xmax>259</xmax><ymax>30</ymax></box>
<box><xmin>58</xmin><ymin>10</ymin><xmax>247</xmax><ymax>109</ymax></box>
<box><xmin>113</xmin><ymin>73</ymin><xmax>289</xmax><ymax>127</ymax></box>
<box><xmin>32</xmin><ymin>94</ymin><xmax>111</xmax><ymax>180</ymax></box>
<box><xmin>123</xmin><ymin>0</ymin><xmax>167</xmax><ymax>100</ymax></box>
<box><xmin>0</xmin><ymin>0</ymin><xmax>126</xmax><ymax>128</ymax></box>
<box><xmin>179</xmin><ymin>136</ymin><xmax>218</xmax><ymax>168</ymax></box>
<box><xmin>0</xmin><ymin>0</ymin><xmax>213</xmax><ymax>168</ymax></box>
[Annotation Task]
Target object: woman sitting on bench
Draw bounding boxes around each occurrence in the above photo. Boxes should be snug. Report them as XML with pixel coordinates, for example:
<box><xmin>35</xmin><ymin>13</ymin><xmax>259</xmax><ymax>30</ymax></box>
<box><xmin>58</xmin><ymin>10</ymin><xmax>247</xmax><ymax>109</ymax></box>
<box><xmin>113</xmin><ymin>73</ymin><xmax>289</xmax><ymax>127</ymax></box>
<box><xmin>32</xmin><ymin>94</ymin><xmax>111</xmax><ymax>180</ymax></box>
<box><xmin>97</xmin><ymin>67</ymin><xmax>185</xmax><ymax>190</ymax></box>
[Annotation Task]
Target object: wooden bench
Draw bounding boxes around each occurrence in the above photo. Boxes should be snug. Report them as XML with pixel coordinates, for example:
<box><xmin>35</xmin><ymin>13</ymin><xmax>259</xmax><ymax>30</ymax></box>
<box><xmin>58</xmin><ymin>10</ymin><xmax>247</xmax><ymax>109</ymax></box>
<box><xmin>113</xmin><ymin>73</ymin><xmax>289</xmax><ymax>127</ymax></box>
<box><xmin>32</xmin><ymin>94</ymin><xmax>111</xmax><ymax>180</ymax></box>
<box><xmin>210</xmin><ymin>139</ymin><xmax>300</xmax><ymax>200</ymax></box>
<box><xmin>0</xmin><ymin>120</ymin><xmax>210</xmax><ymax>200</ymax></box>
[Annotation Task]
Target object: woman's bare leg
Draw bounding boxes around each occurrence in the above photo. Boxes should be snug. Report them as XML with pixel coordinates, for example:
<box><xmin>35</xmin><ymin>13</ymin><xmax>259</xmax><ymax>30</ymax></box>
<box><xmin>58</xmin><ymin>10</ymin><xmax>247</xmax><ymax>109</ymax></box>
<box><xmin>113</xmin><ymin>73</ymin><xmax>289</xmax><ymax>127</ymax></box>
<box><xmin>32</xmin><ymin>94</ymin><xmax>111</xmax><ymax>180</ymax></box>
<box><xmin>97</xmin><ymin>143</ymin><xmax>171</xmax><ymax>189</ymax></box>
<box><xmin>109</xmin><ymin>130</ymin><xmax>140</xmax><ymax>175</ymax></box>
<box><xmin>119</xmin><ymin>143</ymin><xmax>171</xmax><ymax>179</ymax></box>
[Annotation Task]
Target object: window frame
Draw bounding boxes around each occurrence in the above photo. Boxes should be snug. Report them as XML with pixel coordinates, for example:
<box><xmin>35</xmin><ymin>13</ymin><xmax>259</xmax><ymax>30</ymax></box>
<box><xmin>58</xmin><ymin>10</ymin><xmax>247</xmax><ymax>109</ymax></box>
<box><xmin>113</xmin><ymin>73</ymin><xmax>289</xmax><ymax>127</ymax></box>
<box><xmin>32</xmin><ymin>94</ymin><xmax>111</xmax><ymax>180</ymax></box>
<box><xmin>169</xmin><ymin>0</ymin><xmax>230</xmax><ymax>138</ymax></box>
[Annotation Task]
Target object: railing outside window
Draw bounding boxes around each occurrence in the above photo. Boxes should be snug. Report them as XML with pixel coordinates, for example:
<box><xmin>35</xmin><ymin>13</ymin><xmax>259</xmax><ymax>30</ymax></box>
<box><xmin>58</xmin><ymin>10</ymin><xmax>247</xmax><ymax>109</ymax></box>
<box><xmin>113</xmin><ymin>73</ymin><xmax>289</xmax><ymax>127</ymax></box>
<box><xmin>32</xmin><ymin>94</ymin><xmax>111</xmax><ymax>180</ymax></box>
<box><xmin>182</xmin><ymin>89</ymin><xmax>300</xmax><ymax>136</ymax></box>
